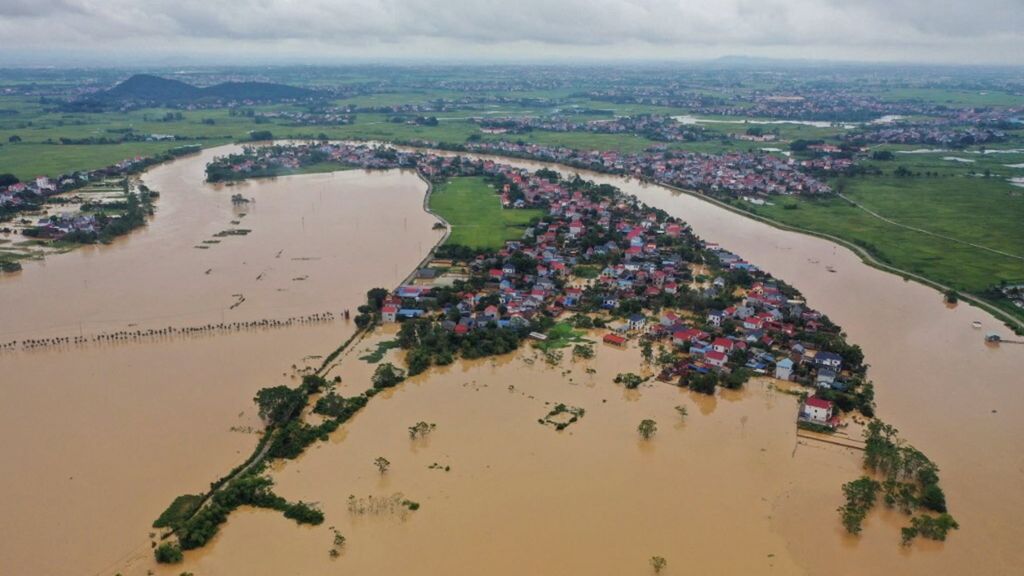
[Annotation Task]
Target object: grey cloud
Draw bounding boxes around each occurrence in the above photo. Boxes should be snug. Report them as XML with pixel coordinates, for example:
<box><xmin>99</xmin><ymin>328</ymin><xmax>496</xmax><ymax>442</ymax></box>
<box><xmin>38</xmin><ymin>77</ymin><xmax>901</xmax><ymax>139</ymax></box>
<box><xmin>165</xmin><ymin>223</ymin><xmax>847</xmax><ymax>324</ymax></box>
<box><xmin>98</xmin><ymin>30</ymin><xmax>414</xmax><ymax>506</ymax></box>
<box><xmin>0</xmin><ymin>0</ymin><xmax>1021</xmax><ymax>64</ymax></box>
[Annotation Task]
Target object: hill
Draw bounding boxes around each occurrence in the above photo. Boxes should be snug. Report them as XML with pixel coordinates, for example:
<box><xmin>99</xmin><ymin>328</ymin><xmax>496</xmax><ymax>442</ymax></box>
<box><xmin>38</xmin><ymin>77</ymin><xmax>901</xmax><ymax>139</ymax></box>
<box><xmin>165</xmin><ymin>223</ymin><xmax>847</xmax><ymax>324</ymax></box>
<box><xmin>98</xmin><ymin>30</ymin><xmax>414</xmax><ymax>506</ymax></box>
<box><xmin>103</xmin><ymin>74</ymin><xmax>202</xmax><ymax>102</ymax></box>
<box><xmin>86</xmin><ymin>74</ymin><xmax>317</xmax><ymax>106</ymax></box>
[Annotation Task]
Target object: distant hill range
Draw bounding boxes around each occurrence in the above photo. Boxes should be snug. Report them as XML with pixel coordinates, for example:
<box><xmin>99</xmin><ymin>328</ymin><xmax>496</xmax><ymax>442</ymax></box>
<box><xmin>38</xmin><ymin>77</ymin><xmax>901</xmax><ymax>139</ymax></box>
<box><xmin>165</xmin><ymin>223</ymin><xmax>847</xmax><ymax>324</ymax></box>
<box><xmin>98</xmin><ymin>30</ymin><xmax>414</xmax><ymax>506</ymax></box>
<box><xmin>79</xmin><ymin>74</ymin><xmax>317</xmax><ymax>107</ymax></box>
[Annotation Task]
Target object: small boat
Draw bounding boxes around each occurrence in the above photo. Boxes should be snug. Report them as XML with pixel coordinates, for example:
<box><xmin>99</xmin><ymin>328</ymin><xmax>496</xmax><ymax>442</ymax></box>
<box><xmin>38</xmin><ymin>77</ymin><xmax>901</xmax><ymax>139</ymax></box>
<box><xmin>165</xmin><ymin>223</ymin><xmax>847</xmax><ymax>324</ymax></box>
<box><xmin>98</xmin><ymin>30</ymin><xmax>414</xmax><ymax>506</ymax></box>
<box><xmin>826</xmin><ymin>265</ymin><xmax>837</xmax><ymax>273</ymax></box>
<box><xmin>972</xmin><ymin>321</ymin><xmax>983</xmax><ymax>329</ymax></box>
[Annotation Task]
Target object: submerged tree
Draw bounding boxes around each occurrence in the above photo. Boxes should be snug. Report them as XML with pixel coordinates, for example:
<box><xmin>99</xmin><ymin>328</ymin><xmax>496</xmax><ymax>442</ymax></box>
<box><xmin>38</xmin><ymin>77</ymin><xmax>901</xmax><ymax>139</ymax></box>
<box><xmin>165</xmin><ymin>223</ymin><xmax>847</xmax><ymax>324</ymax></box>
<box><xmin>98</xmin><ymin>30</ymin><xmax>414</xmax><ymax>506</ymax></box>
<box><xmin>638</xmin><ymin>419</ymin><xmax>658</xmax><ymax>440</ymax></box>
<box><xmin>650</xmin><ymin>556</ymin><xmax>667</xmax><ymax>573</ymax></box>
<box><xmin>674</xmin><ymin>405</ymin><xmax>688</xmax><ymax>420</ymax></box>
<box><xmin>374</xmin><ymin>456</ymin><xmax>391</xmax><ymax>475</ymax></box>
<box><xmin>408</xmin><ymin>421</ymin><xmax>436</xmax><ymax>439</ymax></box>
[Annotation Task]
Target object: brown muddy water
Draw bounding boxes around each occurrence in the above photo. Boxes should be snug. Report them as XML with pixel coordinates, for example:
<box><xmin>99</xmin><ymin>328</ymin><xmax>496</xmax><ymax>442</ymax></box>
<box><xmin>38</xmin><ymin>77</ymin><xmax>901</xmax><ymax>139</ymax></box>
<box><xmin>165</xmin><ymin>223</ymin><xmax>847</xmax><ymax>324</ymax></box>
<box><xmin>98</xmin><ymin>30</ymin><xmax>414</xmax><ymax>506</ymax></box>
<box><xmin>413</xmin><ymin>151</ymin><xmax>1024</xmax><ymax>574</ymax></box>
<box><xmin>3</xmin><ymin>145</ymin><xmax>1022</xmax><ymax>576</ymax></box>
<box><xmin>0</xmin><ymin>146</ymin><xmax>442</xmax><ymax>576</ymax></box>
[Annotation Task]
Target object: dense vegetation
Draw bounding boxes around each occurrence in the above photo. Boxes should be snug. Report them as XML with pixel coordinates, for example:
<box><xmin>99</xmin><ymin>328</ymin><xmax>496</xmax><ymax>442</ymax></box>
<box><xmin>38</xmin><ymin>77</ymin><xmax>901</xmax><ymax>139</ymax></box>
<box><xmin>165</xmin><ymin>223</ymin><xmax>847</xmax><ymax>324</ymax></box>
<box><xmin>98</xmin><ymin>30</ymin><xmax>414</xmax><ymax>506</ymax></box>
<box><xmin>838</xmin><ymin>420</ymin><xmax>958</xmax><ymax>545</ymax></box>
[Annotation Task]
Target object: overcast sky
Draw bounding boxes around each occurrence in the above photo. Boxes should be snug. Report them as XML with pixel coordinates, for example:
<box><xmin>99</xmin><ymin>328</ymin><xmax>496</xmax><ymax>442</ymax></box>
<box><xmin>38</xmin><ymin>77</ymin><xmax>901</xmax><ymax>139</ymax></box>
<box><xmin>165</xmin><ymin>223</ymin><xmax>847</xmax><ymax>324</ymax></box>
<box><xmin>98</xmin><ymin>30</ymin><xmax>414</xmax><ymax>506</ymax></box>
<box><xmin>1</xmin><ymin>0</ymin><xmax>1021</xmax><ymax>66</ymax></box>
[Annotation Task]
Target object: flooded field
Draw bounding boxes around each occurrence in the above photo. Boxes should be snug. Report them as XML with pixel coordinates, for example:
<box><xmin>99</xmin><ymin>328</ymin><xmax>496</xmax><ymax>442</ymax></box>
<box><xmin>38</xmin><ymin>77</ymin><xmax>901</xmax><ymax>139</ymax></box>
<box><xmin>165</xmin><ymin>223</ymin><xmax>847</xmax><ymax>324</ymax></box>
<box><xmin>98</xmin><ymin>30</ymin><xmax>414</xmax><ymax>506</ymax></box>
<box><xmin>140</xmin><ymin>331</ymin><xmax>828</xmax><ymax>575</ymax></box>
<box><xmin>0</xmin><ymin>146</ymin><xmax>442</xmax><ymax>576</ymax></box>
<box><xmin>2</xmin><ymin>144</ymin><xmax>1022</xmax><ymax>576</ymax></box>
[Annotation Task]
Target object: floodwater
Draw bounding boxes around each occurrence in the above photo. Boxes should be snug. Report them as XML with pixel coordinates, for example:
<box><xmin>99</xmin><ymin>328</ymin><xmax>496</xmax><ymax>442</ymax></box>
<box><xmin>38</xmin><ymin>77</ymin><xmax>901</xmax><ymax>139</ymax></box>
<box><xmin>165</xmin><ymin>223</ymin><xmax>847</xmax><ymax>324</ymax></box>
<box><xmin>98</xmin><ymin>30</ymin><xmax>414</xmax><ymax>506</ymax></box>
<box><xmin>0</xmin><ymin>145</ymin><xmax>442</xmax><ymax>576</ymax></box>
<box><xmin>4</xmin><ymin>144</ymin><xmax>1023</xmax><ymax>576</ymax></box>
<box><xmin>673</xmin><ymin>114</ymin><xmax>856</xmax><ymax>129</ymax></box>
<box><xmin>445</xmin><ymin>152</ymin><xmax>1024</xmax><ymax>574</ymax></box>
<box><xmin>144</xmin><ymin>334</ymin><xmax>835</xmax><ymax>576</ymax></box>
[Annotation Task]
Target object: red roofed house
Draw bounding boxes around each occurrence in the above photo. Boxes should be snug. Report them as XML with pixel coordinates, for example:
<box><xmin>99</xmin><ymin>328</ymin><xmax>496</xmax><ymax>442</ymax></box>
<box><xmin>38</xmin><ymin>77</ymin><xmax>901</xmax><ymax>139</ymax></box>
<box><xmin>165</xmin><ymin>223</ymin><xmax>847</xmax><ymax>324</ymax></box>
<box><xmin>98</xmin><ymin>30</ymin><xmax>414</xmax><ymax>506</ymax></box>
<box><xmin>801</xmin><ymin>396</ymin><xmax>837</xmax><ymax>427</ymax></box>
<box><xmin>705</xmin><ymin>350</ymin><xmax>728</xmax><ymax>368</ymax></box>
<box><xmin>603</xmin><ymin>333</ymin><xmax>627</xmax><ymax>347</ymax></box>
<box><xmin>381</xmin><ymin>305</ymin><xmax>399</xmax><ymax>323</ymax></box>
<box><xmin>673</xmin><ymin>328</ymin><xmax>706</xmax><ymax>347</ymax></box>
<box><xmin>711</xmin><ymin>337</ymin><xmax>735</xmax><ymax>355</ymax></box>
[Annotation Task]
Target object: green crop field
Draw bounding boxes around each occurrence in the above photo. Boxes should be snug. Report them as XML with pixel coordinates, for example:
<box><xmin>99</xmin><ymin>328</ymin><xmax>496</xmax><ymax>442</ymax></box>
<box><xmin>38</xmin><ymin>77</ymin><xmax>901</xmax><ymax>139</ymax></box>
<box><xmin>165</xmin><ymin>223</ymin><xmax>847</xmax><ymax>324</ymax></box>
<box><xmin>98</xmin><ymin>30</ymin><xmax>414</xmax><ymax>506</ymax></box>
<box><xmin>428</xmin><ymin>176</ymin><xmax>542</xmax><ymax>249</ymax></box>
<box><xmin>748</xmin><ymin>169</ymin><xmax>1024</xmax><ymax>298</ymax></box>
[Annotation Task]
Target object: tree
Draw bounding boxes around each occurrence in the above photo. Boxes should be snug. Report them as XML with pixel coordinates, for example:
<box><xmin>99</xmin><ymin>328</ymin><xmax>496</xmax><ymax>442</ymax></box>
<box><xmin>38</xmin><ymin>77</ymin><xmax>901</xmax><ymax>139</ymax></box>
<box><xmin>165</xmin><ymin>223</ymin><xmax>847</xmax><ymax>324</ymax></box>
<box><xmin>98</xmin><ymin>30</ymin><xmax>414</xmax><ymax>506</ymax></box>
<box><xmin>154</xmin><ymin>542</ymin><xmax>183</xmax><ymax>563</ymax></box>
<box><xmin>641</xmin><ymin>340</ymin><xmax>653</xmax><ymax>364</ymax></box>
<box><xmin>674</xmin><ymin>405</ymin><xmax>688</xmax><ymax>420</ymax></box>
<box><xmin>374</xmin><ymin>456</ymin><xmax>391</xmax><ymax>475</ymax></box>
<box><xmin>920</xmin><ymin>483</ymin><xmax>947</xmax><ymax>513</ymax></box>
<box><xmin>372</xmin><ymin>363</ymin><xmax>405</xmax><ymax>389</ymax></box>
<box><xmin>837</xmin><ymin>476</ymin><xmax>880</xmax><ymax>535</ymax></box>
<box><xmin>406</xmin><ymin>348</ymin><xmax>431</xmax><ymax>376</ymax></box>
<box><xmin>253</xmin><ymin>385</ymin><xmax>303</xmax><ymax>425</ymax></box>
<box><xmin>638</xmin><ymin>419</ymin><xmax>658</xmax><ymax>440</ymax></box>
<box><xmin>650</xmin><ymin>556</ymin><xmax>667</xmax><ymax>574</ymax></box>
<box><xmin>615</xmin><ymin>372</ymin><xmax>645</xmax><ymax>389</ymax></box>
<box><xmin>686</xmin><ymin>371</ymin><xmax>717</xmax><ymax>395</ymax></box>
<box><xmin>366</xmin><ymin>287</ymin><xmax>389</xmax><ymax>310</ymax></box>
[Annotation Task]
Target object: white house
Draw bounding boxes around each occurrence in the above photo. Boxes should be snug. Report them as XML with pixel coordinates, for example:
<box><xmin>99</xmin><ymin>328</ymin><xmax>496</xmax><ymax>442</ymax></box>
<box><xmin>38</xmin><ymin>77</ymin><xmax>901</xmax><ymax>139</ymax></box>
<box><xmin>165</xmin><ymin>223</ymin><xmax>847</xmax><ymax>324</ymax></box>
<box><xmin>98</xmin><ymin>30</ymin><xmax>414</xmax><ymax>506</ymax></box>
<box><xmin>775</xmin><ymin>357</ymin><xmax>794</xmax><ymax>381</ymax></box>
<box><xmin>627</xmin><ymin>313</ymin><xmax>647</xmax><ymax>332</ymax></box>
<box><xmin>801</xmin><ymin>396</ymin><xmax>834</xmax><ymax>424</ymax></box>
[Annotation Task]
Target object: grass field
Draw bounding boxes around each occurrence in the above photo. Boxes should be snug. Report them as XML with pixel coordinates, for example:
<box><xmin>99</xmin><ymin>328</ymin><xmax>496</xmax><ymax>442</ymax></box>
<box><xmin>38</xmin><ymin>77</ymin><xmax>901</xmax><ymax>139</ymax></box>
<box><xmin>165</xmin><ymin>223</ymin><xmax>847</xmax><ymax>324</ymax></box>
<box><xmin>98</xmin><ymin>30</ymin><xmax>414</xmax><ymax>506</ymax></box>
<box><xmin>428</xmin><ymin>176</ymin><xmax>542</xmax><ymax>249</ymax></box>
<box><xmin>749</xmin><ymin>172</ymin><xmax>1024</xmax><ymax>298</ymax></box>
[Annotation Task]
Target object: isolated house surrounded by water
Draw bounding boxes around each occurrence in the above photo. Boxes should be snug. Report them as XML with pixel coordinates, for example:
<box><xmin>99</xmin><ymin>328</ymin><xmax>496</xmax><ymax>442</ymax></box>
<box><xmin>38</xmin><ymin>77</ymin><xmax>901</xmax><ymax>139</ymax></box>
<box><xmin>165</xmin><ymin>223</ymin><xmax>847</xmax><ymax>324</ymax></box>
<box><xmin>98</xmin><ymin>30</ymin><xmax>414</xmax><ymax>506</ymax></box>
<box><xmin>801</xmin><ymin>396</ymin><xmax>835</xmax><ymax>426</ymax></box>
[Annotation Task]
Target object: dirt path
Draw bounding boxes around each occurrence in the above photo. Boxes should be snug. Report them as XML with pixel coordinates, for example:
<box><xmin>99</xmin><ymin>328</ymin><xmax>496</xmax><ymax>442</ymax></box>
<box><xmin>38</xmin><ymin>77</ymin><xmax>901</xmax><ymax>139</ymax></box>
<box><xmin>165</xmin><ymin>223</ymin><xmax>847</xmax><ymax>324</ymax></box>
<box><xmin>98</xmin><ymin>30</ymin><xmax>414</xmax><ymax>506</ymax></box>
<box><xmin>837</xmin><ymin>193</ymin><xmax>1023</xmax><ymax>261</ymax></box>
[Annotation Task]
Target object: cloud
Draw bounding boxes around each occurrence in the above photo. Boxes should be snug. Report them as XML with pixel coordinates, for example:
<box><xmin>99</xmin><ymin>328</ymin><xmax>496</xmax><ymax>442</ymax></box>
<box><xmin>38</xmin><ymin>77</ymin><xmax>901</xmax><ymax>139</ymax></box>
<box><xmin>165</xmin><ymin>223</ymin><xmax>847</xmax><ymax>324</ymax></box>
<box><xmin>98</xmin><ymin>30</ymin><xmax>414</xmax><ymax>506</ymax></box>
<box><xmin>0</xmin><ymin>0</ymin><xmax>1021</xmax><ymax>64</ymax></box>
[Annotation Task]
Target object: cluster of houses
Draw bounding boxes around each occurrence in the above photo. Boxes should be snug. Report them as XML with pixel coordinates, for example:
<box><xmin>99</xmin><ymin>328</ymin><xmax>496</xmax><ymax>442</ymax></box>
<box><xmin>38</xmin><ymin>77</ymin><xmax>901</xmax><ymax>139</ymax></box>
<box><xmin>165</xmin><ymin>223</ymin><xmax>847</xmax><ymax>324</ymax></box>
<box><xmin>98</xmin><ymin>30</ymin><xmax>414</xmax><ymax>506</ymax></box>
<box><xmin>848</xmin><ymin>125</ymin><xmax>1007</xmax><ymax>147</ymax></box>
<box><xmin>0</xmin><ymin>176</ymin><xmax>59</xmax><ymax>210</ymax></box>
<box><xmin>29</xmin><ymin>214</ymin><xmax>99</xmax><ymax>238</ymax></box>
<box><xmin>472</xmin><ymin>114</ymin><xmax>710</xmax><ymax>143</ymax></box>
<box><xmin>251</xmin><ymin>109</ymin><xmax>355</xmax><ymax>126</ymax></box>
<box><xmin>446</xmin><ymin>139</ymin><xmax>836</xmax><ymax>196</ymax></box>
<box><xmin>585</xmin><ymin>86</ymin><xmax>1010</xmax><ymax>124</ymax></box>
<box><xmin>1</xmin><ymin>147</ymin><xmax>197</xmax><ymax>214</ymax></box>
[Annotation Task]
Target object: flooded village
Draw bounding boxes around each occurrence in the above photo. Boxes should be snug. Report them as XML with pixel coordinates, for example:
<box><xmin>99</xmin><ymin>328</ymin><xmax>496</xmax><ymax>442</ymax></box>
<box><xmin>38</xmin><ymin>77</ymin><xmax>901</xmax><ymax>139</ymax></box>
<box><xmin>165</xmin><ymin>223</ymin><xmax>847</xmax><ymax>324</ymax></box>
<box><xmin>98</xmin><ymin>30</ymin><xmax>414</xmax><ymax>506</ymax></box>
<box><xmin>1</xmin><ymin>142</ymin><xmax>1022</xmax><ymax>576</ymax></box>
